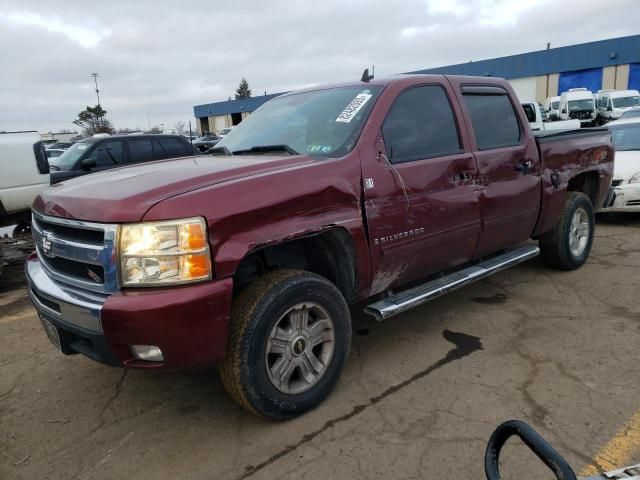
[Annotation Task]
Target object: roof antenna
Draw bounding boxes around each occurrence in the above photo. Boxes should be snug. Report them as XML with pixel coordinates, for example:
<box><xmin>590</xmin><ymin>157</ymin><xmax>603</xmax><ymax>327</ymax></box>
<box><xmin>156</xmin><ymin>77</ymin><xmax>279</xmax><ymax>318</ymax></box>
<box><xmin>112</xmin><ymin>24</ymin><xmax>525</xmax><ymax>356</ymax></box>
<box><xmin>361</xmin><ymin>65</ymin><xmax>375</xmax><ymax>83</ymax></box>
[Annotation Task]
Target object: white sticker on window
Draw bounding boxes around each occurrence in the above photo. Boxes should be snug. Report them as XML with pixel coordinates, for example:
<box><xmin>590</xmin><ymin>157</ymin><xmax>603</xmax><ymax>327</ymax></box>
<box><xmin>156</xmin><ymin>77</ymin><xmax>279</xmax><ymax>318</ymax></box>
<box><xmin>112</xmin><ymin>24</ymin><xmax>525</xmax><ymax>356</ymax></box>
<box><xmin>336</xmin><ymin>93</ymin><xmax>372</xmax><ymax>123</ymax></box>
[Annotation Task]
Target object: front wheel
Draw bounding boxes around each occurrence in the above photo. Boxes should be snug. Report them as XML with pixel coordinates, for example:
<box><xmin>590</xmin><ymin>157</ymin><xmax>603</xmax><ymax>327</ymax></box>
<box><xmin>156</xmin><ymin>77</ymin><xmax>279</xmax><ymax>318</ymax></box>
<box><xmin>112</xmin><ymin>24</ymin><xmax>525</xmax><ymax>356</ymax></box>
<box><xmin>219</xmin><ymin>270</ymin><xmax>351</xmax><ymax>420</ymax></box>
<box><xmin>539</xmin><ymin>192</ymin><xmax>594</xmax><ymax>270</ymax></box>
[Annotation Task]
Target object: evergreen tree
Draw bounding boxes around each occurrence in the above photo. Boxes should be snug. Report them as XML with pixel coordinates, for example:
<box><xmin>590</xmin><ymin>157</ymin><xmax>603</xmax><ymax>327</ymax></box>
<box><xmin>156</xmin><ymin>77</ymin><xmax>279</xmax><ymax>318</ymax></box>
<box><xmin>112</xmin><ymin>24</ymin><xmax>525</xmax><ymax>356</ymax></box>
<box><xmin>235</xmin><ymin>78</ymin><xmax>252</xmax><ymax>99</ymax></box>
<box><xmin>72</xmin><ymin>105</ymin><xmax>114</xmax><ymax>135</ymax></box>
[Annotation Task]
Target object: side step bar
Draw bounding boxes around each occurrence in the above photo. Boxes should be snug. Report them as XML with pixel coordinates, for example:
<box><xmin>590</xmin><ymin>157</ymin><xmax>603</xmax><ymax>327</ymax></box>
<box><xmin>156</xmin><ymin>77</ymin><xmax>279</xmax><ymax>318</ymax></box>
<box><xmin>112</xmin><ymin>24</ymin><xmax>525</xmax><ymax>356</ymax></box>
<box><xmin>365</xmin><ymin>245</ymin><xmax>540</xmax><ymax>321</ymax></box>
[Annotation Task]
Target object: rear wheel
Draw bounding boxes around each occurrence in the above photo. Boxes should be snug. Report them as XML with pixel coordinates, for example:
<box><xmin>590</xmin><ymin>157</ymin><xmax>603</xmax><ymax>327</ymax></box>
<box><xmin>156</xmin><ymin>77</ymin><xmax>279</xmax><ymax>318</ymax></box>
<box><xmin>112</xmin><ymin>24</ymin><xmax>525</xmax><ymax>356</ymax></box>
<box><xmin>219</xmin><ymin>269</ymin><xmax>351</xmax><ymax>420</ymax></box>
<box><xmin>539</xmin><ymin>192</ymin><xmax>594</xmax><ymax>270</ymax></box>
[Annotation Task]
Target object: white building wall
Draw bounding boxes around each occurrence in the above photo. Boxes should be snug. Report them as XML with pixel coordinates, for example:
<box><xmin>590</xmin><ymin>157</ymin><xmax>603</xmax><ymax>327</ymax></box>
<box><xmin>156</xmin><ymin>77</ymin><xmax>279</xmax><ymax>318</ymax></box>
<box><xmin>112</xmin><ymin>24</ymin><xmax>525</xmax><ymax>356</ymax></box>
<box><xmin>508</xmin><ymin>77</ymin><xmax>538</xmax><ymax>102</ymax></box>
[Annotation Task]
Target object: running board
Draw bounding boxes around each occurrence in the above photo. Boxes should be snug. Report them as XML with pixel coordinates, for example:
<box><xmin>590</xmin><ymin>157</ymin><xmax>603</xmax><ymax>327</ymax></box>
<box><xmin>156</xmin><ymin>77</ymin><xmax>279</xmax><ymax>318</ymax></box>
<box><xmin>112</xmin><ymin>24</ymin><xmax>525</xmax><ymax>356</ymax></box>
<box><xmin>364</xmin><ymin>245</ymin><xmax>540</xmax><ymax>321</ymax></box>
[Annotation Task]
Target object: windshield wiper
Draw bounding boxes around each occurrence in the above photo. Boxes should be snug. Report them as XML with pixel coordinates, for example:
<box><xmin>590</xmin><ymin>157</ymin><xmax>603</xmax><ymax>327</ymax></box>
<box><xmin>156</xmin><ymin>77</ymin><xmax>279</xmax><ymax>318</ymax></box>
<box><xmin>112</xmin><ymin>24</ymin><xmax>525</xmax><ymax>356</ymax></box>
<box><xmin>232</xmin><ymin>144</ymin><xmax>299</xmax><ymax>156</ymax></box>
<box><xmin>207</xmin><ymin>146</ymin><xmax>232</xmax><ymax>156</ymax></box>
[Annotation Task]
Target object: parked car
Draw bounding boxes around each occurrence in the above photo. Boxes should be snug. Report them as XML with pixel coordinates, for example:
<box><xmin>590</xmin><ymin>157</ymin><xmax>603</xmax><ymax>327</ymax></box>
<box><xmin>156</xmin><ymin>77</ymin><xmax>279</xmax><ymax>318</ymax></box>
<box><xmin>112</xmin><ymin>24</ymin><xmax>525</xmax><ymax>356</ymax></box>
<box><xmin>48</xmin><ymin>134</ymin><xmax>199</xmax><ymax>184</ymax></box>
<box><xmin>26</xmin><ymin>74</ymin><xmax>613</xmax><ymax>420</ymax></box>
<box><xmin>521</xmin><ymin>101</ymin><xmax>580</xmax><ymax>131</ymax></box>
<box><xmin>544</xmin><ymin>96</ymin><xmax>561</xmax><ymax>120</ymax></box>
<box><xmin>559</xmin><ymin>88</ymin><xmax>597</xmax><ymax>127</ymax></box>
<box><xmin>600</xmin><ymin>117</ymin><xmax>640</xmax><ymax>212</ymax></box>
<box><xmin>0</xmin><ymin>131</ymin><xmax>49</xmax><ymax>274</ymax></box>
<box><xmin>45</xmin><ymin>149</ymin><xmax>66</xmax><ymax>159</ymax></box>
<box><xmin>46</xmin><ymin>142</ymin><xmax>74</xmax><ymax>150</ymax></box>
<box><xmin>217</xmin><ymin>126</ymin><xmax>234</xmax><ymax>137</ymax></box>
<box><xmin>619</xmin><ymin>107</ymin><xmax>640</xmax><ymax>120</ymax></box>
<box><xmin>596</xmin><ymin>89</ymin><xmax>640</xmax><ymax>124</ymax></box>
<box><xmin>192</xmin><ymin>135</ymin><xmax>221</xmax><ymax>152</ymax></box>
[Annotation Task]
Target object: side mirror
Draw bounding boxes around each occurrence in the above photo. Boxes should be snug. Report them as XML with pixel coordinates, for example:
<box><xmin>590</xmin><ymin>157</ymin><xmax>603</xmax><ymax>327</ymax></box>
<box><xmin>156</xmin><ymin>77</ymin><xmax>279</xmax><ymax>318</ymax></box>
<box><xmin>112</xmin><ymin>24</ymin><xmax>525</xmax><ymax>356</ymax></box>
<box><xmin>80</xmin><ymin>157</ymin><xmax>96</xmax><ymax>170</ymax></box>
<box><xmin>561</xmin><ymin>108</ymin><xmax>567</xmax><ymax>114</ymax></box>
<box><xmin>607</xmin><ymin>105</ymin><xmax>613</xmax><ymax>112</ymax></box>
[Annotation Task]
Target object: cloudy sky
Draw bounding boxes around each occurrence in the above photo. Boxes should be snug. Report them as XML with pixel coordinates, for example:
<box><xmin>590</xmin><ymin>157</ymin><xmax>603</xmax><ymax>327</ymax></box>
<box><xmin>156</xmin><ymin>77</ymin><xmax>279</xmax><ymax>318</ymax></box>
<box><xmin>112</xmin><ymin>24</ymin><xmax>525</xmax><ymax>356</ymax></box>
<box><xmin>0</xmin><ymin>0</ymin><xmax>638</xmax><ymax>133</ymax></box>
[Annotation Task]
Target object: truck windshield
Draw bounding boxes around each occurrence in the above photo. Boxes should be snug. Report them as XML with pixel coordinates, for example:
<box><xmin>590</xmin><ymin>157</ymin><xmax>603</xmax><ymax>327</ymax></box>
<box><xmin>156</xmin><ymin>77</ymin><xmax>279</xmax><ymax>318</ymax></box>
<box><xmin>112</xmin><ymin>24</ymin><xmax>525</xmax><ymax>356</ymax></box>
<box><xmin>568</xmin><ymin>99</ymin><xmax>594</xmax><ymax>111</ymax></box>
<box><xmin>610</xmin><ymin>124</ymin><xmax>640</xmax><ymax>151</ymax></box>
<box><xmin>215</xmin><ymin>86</ymin><xmax>382</xmax><ymax>158</ymax></box>
<box><xmin>50</xmin><ymin>142</ymin><xmax>91</xmax><ymax>170</ymax></box>
<box><xmin>551</xmin><ymin>101</ymin><xmax>560</xmax><ymax>109</ymax></box>
<box><xmin>612</xmin><ymin>96</ymin><xmax>640</xmax><ymax>108</ymax></box>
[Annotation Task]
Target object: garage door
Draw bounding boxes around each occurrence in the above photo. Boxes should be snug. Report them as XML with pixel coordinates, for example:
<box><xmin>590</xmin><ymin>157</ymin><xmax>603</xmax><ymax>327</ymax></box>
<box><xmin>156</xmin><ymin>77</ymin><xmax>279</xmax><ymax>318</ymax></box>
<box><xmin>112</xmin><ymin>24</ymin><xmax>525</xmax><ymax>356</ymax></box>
<box><xmin>558</xmin><ymin>68</ymin><xmax>602</xmax><ymax>94</ymax></box>
<box><xmin>629</xmin><ymin>63</ymin><xmax>640</xmax><ymax>90</ymax></box>
<box><xmin>508</xmin><ymin>77</ymin><xmax>537</xmax><ymax>102</ymax></box>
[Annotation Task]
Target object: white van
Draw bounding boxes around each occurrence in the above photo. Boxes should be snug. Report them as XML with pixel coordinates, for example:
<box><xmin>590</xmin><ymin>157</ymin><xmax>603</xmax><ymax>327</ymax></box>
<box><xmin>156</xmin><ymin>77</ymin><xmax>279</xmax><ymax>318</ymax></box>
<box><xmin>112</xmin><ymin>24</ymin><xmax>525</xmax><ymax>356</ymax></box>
<box><xmin>543</xmin><ymin>96</ymin><xmax>561</xmax><ymax>121</ymax></box>
<box><xmin>596</xmin><ymin>89</ymin><xmax>640</xmax><ymax>124</ymax></box>
<box><xmin>0</xmin><ymin>131</ymin><xmax>50</xmax><ymax>227</ymax></box>
<box><xmin>559</xmin><ymin>88</ymin><xmax>596</xmax><ymax>127</ymax></box>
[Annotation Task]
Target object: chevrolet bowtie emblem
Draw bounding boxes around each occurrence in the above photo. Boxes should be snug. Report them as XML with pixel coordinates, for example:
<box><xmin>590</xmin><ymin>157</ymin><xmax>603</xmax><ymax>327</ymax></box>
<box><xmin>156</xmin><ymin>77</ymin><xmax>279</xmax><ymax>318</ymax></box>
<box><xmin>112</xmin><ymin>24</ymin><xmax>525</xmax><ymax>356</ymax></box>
<box><xmin>41</xmin><ymin>232</ymin><xmax>54</xmax><ymax>257</ymax></box>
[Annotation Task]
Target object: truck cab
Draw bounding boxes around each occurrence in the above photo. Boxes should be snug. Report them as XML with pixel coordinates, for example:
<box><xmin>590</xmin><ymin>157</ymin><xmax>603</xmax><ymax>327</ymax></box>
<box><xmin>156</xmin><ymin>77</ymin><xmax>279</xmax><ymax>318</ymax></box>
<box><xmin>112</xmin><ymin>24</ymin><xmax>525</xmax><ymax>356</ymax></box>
<box><xmin>559</xmin><ymin>88</ymin><xmax>597</xmax><ymax>127</ymax></box>
<box><xmin>596</xmin><ymin>89</ymin><xmax>640</xmax><ymax>124</ymax></box>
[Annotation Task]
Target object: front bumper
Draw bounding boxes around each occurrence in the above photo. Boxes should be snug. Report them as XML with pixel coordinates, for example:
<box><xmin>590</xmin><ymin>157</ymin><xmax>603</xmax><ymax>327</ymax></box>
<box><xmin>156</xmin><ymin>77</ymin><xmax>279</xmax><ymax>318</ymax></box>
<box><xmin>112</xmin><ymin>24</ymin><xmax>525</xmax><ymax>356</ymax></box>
<box><xmin>26</xmin><ymin>253</ymin><xmax>234</xmax><ymax>368</ymax></box>
<box><xmin>600</xmin><ymin>183</ymin><xmax>640</xmax><ymax>212</ymax></box>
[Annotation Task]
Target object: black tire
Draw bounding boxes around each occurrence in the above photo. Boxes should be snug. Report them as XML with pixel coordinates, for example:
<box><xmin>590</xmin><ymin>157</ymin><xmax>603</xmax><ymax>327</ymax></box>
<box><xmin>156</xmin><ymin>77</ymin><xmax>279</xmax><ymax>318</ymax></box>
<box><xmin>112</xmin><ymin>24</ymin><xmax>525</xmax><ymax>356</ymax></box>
<box><xmin>539</xmin><ymin>192</ymin><xmax>594</xmax><ymax>270</ymax></box>
<box><xmin>12</xmin><ymin>222</ymin><xmax>31</xmax><ymax>239</ymax></box>
<box><xmin>219</xmin><ymin>269</ymin><xmax>351</xmax><ymax>420</ymax></box>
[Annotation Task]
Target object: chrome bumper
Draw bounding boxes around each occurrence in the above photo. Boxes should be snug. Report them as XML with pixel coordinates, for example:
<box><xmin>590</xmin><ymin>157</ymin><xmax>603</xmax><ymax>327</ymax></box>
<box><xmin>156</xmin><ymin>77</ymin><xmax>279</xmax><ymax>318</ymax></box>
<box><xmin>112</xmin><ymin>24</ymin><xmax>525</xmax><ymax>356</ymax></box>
<box><xmin>600</xmin><ymin>184</ymin><xmax>640</xmax><ymax>212</ymax></box>
<box><xmin>25</xmin><ymin>255</ymin><xmax>108</xmax><ymax>333</ymax></box>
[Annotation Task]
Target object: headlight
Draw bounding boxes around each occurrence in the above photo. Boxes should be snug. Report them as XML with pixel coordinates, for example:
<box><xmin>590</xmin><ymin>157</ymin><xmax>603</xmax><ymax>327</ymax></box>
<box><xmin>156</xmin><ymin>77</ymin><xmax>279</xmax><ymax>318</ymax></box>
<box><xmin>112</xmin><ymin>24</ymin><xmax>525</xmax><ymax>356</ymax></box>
<box><xmin>629</xmin><ymin>173</ymin><xmax>640</xmax><ymax>184</ymax></box>
<box><xmin>119</xmin><ymin>217</ymin><xmax>211</xmax><ymax>286</ymax></box>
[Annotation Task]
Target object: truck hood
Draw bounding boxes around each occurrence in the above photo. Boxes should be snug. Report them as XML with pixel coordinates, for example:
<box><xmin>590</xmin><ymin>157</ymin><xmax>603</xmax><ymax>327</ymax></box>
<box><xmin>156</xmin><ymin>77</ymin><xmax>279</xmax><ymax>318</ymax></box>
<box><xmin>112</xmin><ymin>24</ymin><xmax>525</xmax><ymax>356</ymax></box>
<box><xmin>34</xmin><ymin>154</ymin><xmax>317</xmax><ymax>222</ymax></box>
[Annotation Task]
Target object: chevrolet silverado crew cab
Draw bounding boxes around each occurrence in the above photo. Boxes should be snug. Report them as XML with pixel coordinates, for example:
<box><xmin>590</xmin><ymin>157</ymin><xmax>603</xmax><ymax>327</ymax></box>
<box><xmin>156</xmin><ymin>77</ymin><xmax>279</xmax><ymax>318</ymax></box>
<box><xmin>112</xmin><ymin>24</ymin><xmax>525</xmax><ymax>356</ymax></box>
<box><xmin>26</xmin><ymin>75</ymin><xmax>613</xmax><ymax>420</ymax></box>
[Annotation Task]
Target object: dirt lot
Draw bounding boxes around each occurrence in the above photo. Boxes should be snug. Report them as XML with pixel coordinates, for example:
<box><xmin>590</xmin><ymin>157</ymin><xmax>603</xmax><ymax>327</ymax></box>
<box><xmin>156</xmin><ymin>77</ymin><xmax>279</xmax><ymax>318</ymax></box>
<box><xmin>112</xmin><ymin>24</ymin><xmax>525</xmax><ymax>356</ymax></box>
<box><xmin>1</xmin><ymin>215</ymin><xmax>639</xmax><ymax>480</ymax></box>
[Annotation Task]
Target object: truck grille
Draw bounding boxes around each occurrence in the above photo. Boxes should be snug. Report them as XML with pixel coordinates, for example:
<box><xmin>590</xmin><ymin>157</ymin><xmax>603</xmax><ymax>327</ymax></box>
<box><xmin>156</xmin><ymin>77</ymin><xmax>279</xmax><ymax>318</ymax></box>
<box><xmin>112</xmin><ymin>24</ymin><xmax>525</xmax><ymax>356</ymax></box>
<box><xmin>31</xmin><ymin>212</ymin><xmax>119</xmax><ymax>294</ymax></box>
<box><xmin>569</xmin><ymin>111</ymin><xmax>592</xmax><ymax>120</ymax></box>
<box><xmin>44</xmin><ymin>256</ymin><xmax>105</xmax><ymax>284</ymax></box>
<box><xmin>33</xmin><ymin>217</ymin><xmax>104</xmax><ymax>244</ymax></box>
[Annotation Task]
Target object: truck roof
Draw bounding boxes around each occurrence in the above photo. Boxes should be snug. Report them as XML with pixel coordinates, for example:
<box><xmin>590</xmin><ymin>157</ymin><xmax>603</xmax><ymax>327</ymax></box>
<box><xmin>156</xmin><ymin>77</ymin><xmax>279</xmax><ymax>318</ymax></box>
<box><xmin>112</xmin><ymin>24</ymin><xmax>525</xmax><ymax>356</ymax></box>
<box><xmin>278</xmin><ymin>74</ymin><xmax>510</xmax><ymax>96</ymax></box>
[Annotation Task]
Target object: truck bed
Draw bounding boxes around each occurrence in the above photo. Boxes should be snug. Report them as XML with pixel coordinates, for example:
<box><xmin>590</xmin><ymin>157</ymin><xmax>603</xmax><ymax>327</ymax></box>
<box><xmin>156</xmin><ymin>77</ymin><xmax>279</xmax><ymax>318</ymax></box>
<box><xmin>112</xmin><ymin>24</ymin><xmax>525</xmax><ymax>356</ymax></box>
<box><xmin>532</xmin><ymin>127</ymin><xmax>614</xmax><ymax>237</ymax></box>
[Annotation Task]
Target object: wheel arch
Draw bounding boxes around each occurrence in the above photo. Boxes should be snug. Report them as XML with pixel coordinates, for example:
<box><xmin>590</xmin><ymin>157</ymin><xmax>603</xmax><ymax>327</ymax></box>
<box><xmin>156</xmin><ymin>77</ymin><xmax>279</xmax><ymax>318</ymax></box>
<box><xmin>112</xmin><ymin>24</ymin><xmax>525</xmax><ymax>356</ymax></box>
<box><xmin>232</xmin><ymin>227</ymin><xmax>359</xmax><ymax>304</ymax></box>
<box><xmin>567</xmin><ymin>171</ymin><xmax>599</xmax><ymax>206</ymax></box>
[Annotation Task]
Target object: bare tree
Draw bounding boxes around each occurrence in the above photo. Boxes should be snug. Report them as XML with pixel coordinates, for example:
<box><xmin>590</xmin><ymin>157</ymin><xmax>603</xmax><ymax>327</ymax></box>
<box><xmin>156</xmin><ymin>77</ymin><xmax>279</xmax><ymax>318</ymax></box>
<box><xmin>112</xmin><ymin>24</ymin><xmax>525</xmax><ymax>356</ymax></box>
<box><xmin>174</xmin><ymin>121</ymin><xmax>187</xmax><ymax>135</ymax></box>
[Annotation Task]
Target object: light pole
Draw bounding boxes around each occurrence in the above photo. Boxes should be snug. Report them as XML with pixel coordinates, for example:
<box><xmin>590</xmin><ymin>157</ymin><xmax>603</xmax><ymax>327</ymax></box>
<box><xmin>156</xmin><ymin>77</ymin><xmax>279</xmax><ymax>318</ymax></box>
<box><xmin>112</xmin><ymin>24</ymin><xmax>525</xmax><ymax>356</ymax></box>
<box><xmin>91</xmin><ymin>73</ymin><xmax>103</xmax><ymax>131</ymax></box>
<box><xmin>91</xmin><ymin>73</ymin><xmax>101</xmax><ymax>107</ymax></box>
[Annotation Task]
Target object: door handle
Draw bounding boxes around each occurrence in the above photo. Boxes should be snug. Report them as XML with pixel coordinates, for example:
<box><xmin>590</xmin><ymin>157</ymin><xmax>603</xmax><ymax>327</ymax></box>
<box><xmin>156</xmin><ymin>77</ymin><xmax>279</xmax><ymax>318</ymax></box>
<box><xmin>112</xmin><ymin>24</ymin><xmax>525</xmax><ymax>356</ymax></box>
<box><xmin>515</xmin><ymin>160</ymin><xmax>534</xmax><ymax>173</ymax></box>
<box><xmin>448</xmin><ymin>171</ymin><xmax>474</xmax><ymax>184</ymax></box>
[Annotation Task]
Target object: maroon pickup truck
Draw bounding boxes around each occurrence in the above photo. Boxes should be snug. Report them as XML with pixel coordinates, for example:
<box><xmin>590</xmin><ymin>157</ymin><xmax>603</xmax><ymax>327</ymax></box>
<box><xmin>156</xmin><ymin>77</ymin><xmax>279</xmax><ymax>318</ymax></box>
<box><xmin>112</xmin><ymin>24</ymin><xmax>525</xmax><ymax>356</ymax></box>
<box><xmin>26</xmin><ymin>75</ymin><xmax>613</xmax><ymax>419</ymax></box>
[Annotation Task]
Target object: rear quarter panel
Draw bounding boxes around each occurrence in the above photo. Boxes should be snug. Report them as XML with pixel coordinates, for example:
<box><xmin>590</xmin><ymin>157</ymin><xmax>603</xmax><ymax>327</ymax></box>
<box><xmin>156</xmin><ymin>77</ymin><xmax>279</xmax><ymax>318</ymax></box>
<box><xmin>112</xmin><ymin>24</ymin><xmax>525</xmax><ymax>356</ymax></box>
<box><xmin>533</xmin><ymin>130</ymin><xmax>614</xmax><ymax>236</ymax></box>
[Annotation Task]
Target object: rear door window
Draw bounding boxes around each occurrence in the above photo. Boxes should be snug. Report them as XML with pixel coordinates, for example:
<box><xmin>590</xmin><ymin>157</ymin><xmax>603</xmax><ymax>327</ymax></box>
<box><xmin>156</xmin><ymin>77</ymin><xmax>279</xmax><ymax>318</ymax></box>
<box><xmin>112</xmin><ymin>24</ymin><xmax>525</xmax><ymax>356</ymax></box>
<box><xmin>153</xmin><ymin>137</ymin><xmax>190</xmax><ymax>160</ymax></box>
<box><xmin>128</xmin><ymin>138</ymin><xmax>154</xmax><ymax>163</ymax></box>
<box><xmin>382</xmin><ymin>85</ymin><xmax>462</xmax><ymax>163</ymax></box>
<box><xmin>462</xmin><ymin>90</ymin><xmax>521</xmax><ymax>150</ymax></box>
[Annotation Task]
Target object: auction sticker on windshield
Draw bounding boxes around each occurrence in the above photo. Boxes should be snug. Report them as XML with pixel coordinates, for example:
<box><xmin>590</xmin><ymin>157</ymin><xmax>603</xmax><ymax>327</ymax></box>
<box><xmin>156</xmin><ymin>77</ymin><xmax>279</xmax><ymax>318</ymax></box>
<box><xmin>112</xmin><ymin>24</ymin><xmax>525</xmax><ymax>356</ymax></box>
<box><xmin>336</xmin><ymin>93</ymin><xmax>372</xmax><ymax>123</ymax></box>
